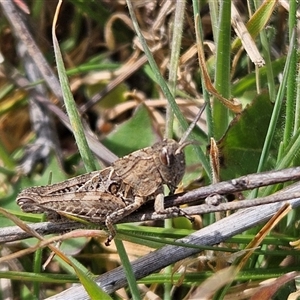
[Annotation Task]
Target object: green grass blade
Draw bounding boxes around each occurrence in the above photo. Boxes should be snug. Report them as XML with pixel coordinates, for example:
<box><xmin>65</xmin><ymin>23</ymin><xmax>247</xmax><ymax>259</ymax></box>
<box><xmin>115</xmin><ymin>239</ymin><xmax>141</xmax><ymax>300</ymax></box>
<box><xmin>52</xmin><ymin>1</ymin><xmax>96</xmax><ymax>172</ymax></box>
<box><xmin>283</xmin><ymin>3</ymin><xmax>298</xmax><ymax>149</ymax></box>
<box><xmin>252</xmin><ymin>30</ymin><xmax>296</xmax><ymax>198</ymax></box>
<box><xmin>213</xmin><ymin>0</ymin><xmax>231</xmax><ymax>139</ymax></box>
<box><xmin>68</xmin><ymin>256</ymin><xmax>113</xmax><ymax>300</ymax></box>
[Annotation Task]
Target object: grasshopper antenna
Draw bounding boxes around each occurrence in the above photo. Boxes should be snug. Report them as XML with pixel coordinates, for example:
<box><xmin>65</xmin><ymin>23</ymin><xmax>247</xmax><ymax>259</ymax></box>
<box><xmin>179</xmin><ymin>102</ymin><xmax>207</xmax><ymax>145</ymax></box>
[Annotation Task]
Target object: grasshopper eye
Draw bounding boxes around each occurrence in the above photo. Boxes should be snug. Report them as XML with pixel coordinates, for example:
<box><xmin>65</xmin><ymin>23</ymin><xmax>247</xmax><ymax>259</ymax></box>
<box><xmin>108</xmin><ymin>182</ymin><xmax>120</xmax><ymax>195</ymax></box>
<box><xmin>160</xmin><ymin>147</ymin><xmax>171</xmax><ymax>167</ymax></box>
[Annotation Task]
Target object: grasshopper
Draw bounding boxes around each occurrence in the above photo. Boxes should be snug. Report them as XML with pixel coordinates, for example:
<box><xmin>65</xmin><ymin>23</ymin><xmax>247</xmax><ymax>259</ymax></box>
<box><xmin>17</xmin><ymin>105</ymin><xmax>206</xmax><ymax>245</ymax></box>
<box><xmin>17</xmin><ymin>139</ymin><xmax>190</xmax><ymax>245</ymax></box>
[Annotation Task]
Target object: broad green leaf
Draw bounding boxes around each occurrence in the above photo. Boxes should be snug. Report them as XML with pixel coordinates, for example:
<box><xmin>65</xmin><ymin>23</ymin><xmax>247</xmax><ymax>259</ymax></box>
<box><xmin>102</xmin><ymin>104</ymin><xmax>156</xmax><ymax>157</ymax></box>
<box><xmin>85</xmin><ymin>81</ymin><xmax>128</xmax><ymax>109</ymax></box>
<box><xmin>218</xmin><ymin>94</ymin><xmax>275</xmax><ymax>179</ymax></box>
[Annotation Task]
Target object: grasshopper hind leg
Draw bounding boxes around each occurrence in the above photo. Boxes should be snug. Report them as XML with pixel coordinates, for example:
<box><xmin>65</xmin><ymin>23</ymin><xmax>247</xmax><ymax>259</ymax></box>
<box><xmin>104</xmin><ymin>196</ymin><xmax>145</xmax><ymax>246</ymax></box>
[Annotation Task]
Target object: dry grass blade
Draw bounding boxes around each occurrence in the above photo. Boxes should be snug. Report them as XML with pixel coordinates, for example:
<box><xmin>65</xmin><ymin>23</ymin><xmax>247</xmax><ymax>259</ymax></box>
<box><xmin>189</xmin><ymin>266</ymin><xmax>238</xmax><ymax>300</ymax></box>
<box><xmin>237</xmin><ymin>203</ymin><xmax>291</xmax><ymax>270</ymax></box>
<box><xmin>231</xmin><ymin>3</ymin><xmax>265</xmax><ymax>67</ymax></box>
<box><xmin>250</xmin><ymin>272</ymin><xmax>300</xmax><ymax>300</ymax></box>
<box><xmin>0</xmin><ymin>229</ymin><xmax>105</xmax><ymax>265</ymax></box>
<box><xmin>104</xmin><ymin>13</ymin><xmax>134</xmax><ymax>50</ymax></box>
<box><xmin>195</xmin><ymin>15</ymin><xmax>242</xmax><ymax>113</ymax></box>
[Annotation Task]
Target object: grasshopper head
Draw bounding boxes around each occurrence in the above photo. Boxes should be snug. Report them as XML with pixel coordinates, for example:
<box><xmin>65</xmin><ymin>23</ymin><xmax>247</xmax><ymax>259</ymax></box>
<box><xmin>153</xmin><ymin>139</ymin><xmax>188</xmax><ymax>194</ymax></box>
